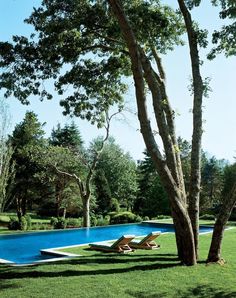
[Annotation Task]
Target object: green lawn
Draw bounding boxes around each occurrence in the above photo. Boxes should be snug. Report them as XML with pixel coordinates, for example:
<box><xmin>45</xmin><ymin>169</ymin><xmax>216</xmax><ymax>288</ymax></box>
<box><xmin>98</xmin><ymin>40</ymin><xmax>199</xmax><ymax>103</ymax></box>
<box><xmin>0</xmin><ymin>228</ymin><xmax>236</xmax><ymax>298</ymax></box>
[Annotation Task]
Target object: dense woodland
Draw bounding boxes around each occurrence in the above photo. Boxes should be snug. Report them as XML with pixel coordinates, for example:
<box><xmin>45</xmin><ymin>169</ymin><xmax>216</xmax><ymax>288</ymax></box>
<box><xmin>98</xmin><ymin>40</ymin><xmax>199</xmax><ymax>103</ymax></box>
<box><xmin>0</xmin><ymin>0</ymin><xmax>236</xmax><ymax>265</ymax></box>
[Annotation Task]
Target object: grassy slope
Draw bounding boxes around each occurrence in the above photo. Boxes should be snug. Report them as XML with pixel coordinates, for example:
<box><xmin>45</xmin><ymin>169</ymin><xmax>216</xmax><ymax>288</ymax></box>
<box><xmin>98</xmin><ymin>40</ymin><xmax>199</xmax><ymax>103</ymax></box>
<box><xmin>0</xmin><ymin>229</ymin><xmax>236</xmax><ymax>298</ymax></box>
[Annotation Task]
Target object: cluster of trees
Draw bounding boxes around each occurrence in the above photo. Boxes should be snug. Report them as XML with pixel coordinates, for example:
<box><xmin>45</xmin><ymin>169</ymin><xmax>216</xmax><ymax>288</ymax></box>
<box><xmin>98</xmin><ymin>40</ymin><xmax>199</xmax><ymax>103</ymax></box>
<box><xmin>1</xmin><ymin>109</ymin><xmax>235</xmax><ymax>228</ymax></box>
<box><xmin>0</xmin><ymin>0</ymin><xmax>235</xmax><ymax>265</ymax></box>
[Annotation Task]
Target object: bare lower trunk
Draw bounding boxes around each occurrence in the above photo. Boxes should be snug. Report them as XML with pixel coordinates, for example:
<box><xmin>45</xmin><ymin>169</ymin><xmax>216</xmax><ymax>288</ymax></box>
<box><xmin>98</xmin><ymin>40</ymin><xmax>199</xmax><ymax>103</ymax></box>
<box><xmin>16</xmin><ymin>196</ymin><xmax>23</xmax><ymax>221</ymax></box>
<box><xmin>62</xmin><ymin>208</ymin><xmax>66</xmax><ymax>219</ymax></box>
<box><xmin>207</xmin><ymin>219</ymin><xmax>225</xmax><ymax>263</ymax></box>
<box><xmin>82</xmin><ymin>196</ymin><xmax>90</xmax><ymax>227</ymax></box>
<box><xmin>207</xmin><ymin>183</ymin><xmax>236</xmax><ymax>263</ymax></box>
<box><xmin>171</xmin><ymin>199</ymin><xmax>196</xmax><ymax>265</ymax></box>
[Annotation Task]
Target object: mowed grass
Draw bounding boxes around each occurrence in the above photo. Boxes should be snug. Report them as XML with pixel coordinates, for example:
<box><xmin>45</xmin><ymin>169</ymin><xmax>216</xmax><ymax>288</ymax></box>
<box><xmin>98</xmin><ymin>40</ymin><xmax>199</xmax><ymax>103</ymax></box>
<box><xmin>0</xmin><ymin>229</ymin><xmax>236</xmax><ymax>298</ymax></box>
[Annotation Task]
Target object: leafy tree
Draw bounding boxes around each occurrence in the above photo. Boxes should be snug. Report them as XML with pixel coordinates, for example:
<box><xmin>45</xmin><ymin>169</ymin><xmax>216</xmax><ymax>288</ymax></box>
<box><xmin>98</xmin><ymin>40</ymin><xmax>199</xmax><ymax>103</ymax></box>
<box><xmin>209</xmin><ymin>0</ymin><xmax>236</xmax><ymax>59</ymax></box>
<box><xmin>200</xmin><ymin>156</ymin><xmax>225</xmax><ymax>212</ymax></box>
<box><xmin>50</xmin><ymin>113</ymin><xmax>117</xmax><ymax>227</ymax></box>
<box><xmin>50</xmin><ymin>122</ymin><xmax>84</xmax><ymax>152</ymax></box>
<box><xmin>93</xmin><ymin>168</ymin><xmax>112</xmax><ymax>214</ymax></box>
<box><xmin>0</xmin><ymin>99</ymin><xmax>15</xmax><ymax>211</ymax></box>
<box><xmin>95</xmin><ymin>137</ymin><xmax>138</xmax><ymax>211</ymax></box>
<box><xmin>135</xmin><ymin>150</ymin><xmax>169</xmax><ymax>217</ymax></box>
<box><xmin>9</xmin><ymin>111</ymin><xmax>46</xmax><ymax>220</ymax></box>
<box><xmin>33</xmin><ymin>142</ymin><xmax>83</xmax><ymax>217</ymax></box>
<box><xmin>48</xmin><ymin>122</ymin><xmax>84</xmax><ymax>216</ymax></box>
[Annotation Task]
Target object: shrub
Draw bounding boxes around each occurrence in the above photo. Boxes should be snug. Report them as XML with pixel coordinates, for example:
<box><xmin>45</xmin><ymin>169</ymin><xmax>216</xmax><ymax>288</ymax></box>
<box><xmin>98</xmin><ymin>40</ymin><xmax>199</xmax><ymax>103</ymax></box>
<box><xmin>8</xmin><ymin>217</ymin><xmax>20</xmax><ymax>230</ymax></box>
<box><xmin>56</xmin><ymin>217</ymin><xmax>67</xmax><ymax>229</ymax></box>
<box><xmin>67</xmin><ymin>218</ymin><xmax>81</xmax><ymax>228</ymax></box>
<box><xmin>143</xmin><ymin>216</ymin><xmax>150</xmax><ymax>221</ymax></box>
<box><xmin>50</xmin><ymin>217</ymin><xmax>67</xmax><ymax>229</ymax></box>
<box><xmin>31</xmin><ymin>223</ymin><xmax>51</xmax><ymax>230</ymax></box>
<box><xmin>96</xmin><ymin>215</ymin><xmax>110</xmax><ymax>226</ymax></box>
<box><xmin>199</xmin><ymin>214</ymin><xmax>215</xmax><ymax>220</ymax></box>
<box><xmin>90</xmin><ymin>215</ymin><xmax>98</xmax><ymax>227</ymax></box>
<box><xmin>50</xmin><ymin>217</ymin><xmax>58</xmax><ymax>228</ymax></box>
<box><xmin>25</xmin><ymin>214</ymin><xmax>32</xmax><ymax>230</ymax></box>
<box><xmin>109</xmin><ymin>198</ymin><xmax>120</xmax><ymax>212</ymax></box>
<box><xmin>157</xmin><ymin>215</ymin><xmax>171</xmax><ymax>219</ymax></box>
<box><xmin>20</xmin><ymin>216</ymin><xmax>28</xmax><ymax>231</ymax></box>
<box><xmin>135</xmin><ymin>215</ymin><xmax>143</xmax><ymax>222</ymax></box>
<box><xmin>110</xmin><ymin>211</ymin><xmax>137</xmax><ymax>224</ymax></box>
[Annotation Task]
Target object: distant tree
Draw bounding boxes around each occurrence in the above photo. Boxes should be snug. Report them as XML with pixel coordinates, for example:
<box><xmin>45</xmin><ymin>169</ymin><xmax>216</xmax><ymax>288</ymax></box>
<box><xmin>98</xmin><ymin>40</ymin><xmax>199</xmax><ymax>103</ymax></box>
<box><xmin>95</xmin><ymin>137</ymin><xmax>138</xmax><ymax>211</ymax></box>
<box><xmin>135</xmin><ymin>150</ymin><xmax>169</xmax><ymax>217</ymax></box>
<box><xmin>51</xmin><ymin>113</ymin><xmax>117</xmax><ymax>227</ymax></box>
<box><xmin>48</xmin><ymin>122</ymin><xmax>84</xmax><ymax>216</ymax></box>
<box><xmin>200</xmin><ymin>156</ymin><xmax>225</xmax><ymax>212</ymax></box>
<box><xmin>93</xmin><ymin>168</ymin><xmax>112</xmax><ymax>214</ymax></box>
<box><xmin>9</xmin><ymin>111</ymin><xmax>46</xmax><ymax>220</ymax></box>
<box><xmin>0</xmin><ymin>99</ymin><xmax>15</xmax><ymax>212</ymax></box>
<box><xmin>50</xmin><ymin>122</ymin><xmax>84</xmax><ymax>152</ymax></box>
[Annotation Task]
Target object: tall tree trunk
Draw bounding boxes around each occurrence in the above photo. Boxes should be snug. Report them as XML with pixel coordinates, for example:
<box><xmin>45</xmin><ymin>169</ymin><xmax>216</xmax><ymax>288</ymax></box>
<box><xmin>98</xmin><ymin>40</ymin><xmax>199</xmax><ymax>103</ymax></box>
<box><xmin>207</xmin><ymin>183</ymin><xmax>236</xmax><ymax>263</ymax></box>
<box><xmin>62</xmin><ymin>207</ymin><xmax>67</xmax><ymax>219</ymax></box>
<box><xmin>82</xmin><ymin>196</ymin><xmax>90</xmax><ymax>228</ymax></box>
<box><xmin>16</xmin><ymin>196</ymin><xmax>23</xmax><ymax>221</ymax></box>
<box><xmin>178</xmin><ymin>0</ymin><xmax>204</xmax><ymax>258</ymax></box>
<box><xmin>109</xmin><ymin>0</ymin><xmax>196</xmax><ymax>265</ymax></box>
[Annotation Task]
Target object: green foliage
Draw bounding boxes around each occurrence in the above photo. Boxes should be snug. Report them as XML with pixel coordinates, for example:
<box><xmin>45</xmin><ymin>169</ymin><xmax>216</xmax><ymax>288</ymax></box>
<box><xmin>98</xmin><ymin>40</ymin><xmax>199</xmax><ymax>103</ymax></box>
<box><xmin>208</xmin><ymin>0</ymin><xmax>236</xmax><ymax>58</ymax></box>
<box><xmin>31</xmin><ymin>222</ymin><xmax>51</xmax><ymax>230</ymax></box>
<box><xmin>8</xmin><ymin>216</ymin><xmax>20</xmax><ymax>230</ymax></box>
<box><xmin>109</xmin><ymin>198</ymin><xmax>120</xmax><ymax>213</ymax></box>
<box><xmin>50</xmin><ymin>217</ymin><xmax>58</xmax><ymax>228</ymax></box>
<box><xmin>95</xmin><ymin>137</ymin><xmax>138</xmax><ymax>210</ymax></box>
<box><xmin>7</xmin><ymin>214</ymin><xmax>32</xmax><ymax>231</ymax></box>
<box><xmin>0</xmin><ymin>0</ymin><xmax>184</xmax><ymax>126</ymax></box>
<box><xmin>8</xmin><ymin>111</ymin><xmax>47</xmax><ymax>216</ymax></box>
<box><xmin>109</xmin><ymin>211</ymin><xmax>139</xmax><ymax>224</ymax></box>
<box><xmin>0</xmin><ymin>99</ymin><xmax>15</xmax><ymax>212</ymax></box>
<box><xmin>134</xmin><ymin>150</ymin><xmax>169</xmax><ymax>217</ymax></box>
<box><xmin>93</xmin><ymin>169</ymin><xmax>112</xmax><ymax>213</ymax></box>
<box><xmin>201</xmin><ymin>156</ymin><xmax>225</xmax><ymax>212</ymax></box>
<box><xmin>20</xmin><ymin>216</ymin><xmax>28</xmax><ymax>231</ymax></box>
<box><xmin>50</xmin><ymin>217</ymin><xmax>67</xmax><ymax>229</ymax></box>
<box><xmin>199</xmin><ymin>214</ymin><xmax>215</xmax><ymax>220</ymax></box>
<box><xmin>66</xmin><ymin>217</ymin><xmax>82</xmax><ymax>228</ymax></box>
<box><xmin>50</xmin><ymin>122</ymin><xmax>84</xmax><ymax>152</ymax></box>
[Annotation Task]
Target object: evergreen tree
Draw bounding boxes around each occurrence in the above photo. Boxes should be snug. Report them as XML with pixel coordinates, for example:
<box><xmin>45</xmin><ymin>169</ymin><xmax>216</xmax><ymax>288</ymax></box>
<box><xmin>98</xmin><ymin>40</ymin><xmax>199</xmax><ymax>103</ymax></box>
<box><xmin>135</xmin><ymin>150</ymin><xmax>169</xmax><ymax>217</ymax></box>
<box><xmin>9</xmin><ymin>111</ymin><xmax>46</xmax><ymax>219</ymax></box>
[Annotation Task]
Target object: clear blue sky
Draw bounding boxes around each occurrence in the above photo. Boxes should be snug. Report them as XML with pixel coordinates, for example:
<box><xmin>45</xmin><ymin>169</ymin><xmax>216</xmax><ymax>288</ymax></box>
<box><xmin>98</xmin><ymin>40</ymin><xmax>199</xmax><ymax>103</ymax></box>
<box><xmin>0</xmin><ymin>0</ymin><xmax>235</xmax><ymax>162</ymax></box>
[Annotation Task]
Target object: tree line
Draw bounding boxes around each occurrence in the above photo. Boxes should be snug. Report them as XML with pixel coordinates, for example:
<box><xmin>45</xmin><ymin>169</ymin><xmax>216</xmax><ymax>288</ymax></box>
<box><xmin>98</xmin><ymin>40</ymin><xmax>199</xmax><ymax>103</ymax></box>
<box><xmin>1</xmin><ymin>109</ymin><xmax>235</xmax><ymax>228</ymax></box>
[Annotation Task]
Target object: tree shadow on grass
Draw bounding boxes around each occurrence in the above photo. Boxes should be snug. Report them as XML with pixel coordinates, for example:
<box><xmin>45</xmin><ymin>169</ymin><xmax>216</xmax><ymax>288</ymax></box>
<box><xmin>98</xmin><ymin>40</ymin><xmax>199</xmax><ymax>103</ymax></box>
<box><xmin>127</xmin><ymin>285</ymin><xmax>236</xmax><ymax>298</ymax></box>
<box><xmin>0</xmin><ymin>254</ymin><xmax>181</xmax><ymax>281</ymax></box>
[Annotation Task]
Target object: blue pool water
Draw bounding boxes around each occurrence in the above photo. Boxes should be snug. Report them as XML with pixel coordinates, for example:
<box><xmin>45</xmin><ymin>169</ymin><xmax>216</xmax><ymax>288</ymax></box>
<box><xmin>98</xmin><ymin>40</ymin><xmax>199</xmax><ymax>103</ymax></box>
<box><xmin>0</xmin><ymin>223</ymin><xmax>212</xmax><ymax>264</ymax></box>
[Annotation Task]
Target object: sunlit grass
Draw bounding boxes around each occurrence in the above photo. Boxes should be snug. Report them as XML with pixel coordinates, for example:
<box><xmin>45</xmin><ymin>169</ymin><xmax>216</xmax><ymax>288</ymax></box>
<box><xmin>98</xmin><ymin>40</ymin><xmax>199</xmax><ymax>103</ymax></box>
<box><xmin>0</xmin><ymin>228</ymin><xmax>236</xmax><ymax>298</ymax></box>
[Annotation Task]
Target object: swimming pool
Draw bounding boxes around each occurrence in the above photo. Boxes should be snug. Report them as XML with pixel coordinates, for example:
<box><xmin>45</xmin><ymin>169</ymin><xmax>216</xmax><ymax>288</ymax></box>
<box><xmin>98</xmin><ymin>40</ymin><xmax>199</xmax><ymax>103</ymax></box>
<box><xmin>0</xmin><ymin>222</ymin><xmax>212</xmax><ymax>265</ymax></box>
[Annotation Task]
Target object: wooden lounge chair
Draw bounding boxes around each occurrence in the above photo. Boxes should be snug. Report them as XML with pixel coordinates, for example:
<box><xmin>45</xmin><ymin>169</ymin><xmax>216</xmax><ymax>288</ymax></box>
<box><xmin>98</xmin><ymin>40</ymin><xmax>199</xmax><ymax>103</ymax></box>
<box><xmin>89</xmin><ymin>235</ymin><xmax>135</xmax><ymax>253</ymax></box>
<box><xmin>129</xmin><ymin>231</ymin><xmax>161</xmax><ymax>250</ymax></box>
